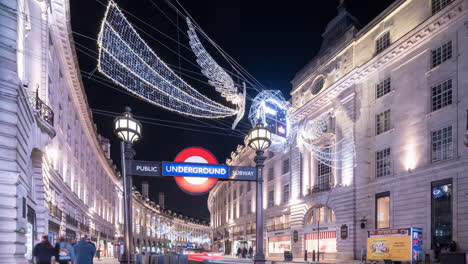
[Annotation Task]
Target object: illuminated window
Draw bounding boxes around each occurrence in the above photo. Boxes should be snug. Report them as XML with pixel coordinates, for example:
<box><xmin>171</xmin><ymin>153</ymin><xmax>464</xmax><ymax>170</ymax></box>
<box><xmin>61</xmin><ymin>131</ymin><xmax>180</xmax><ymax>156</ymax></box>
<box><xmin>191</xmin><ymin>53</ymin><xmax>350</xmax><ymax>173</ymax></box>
<box><xmin>376</xmin><ymin>192</ymin><xmax>390</xmax><ymax>229</ymax></box>
<box><xmin>283</xmin><ymin>184</ymin><xmax>290</xmax><ymax>204</ymax></box>
<box><xmin>376</xmin><ymin>77</ymin><xmax>391</xmax><ymax>98</ymax></box>
<box><xmin>432</xmin><ymin>0</ymin><xmax>453</xmax><ymax>14</ymax></box>
<box><xmin>431</xmin><ymin>79</ymin><xmax>452</xmax><ymax>112</ymax></box>
<box><xmin>375</xmin><ymin>32</ymin><xmax>390</xmax><ymax>54</ymax></box>
<box><xmin>431</xmin><ymin>179</ymin><xmax>452</xmax><ymax>246</ymax></box>
<box><xmin>311</xmin><ymin>77</ymin><xmax>324</xmax><ymax>95</ymax></box>
<box><xmin>431</xmin><ymin>41</ymin><xmax>452</xmax><ymax>68</ymax></box>
<box><xmin>317</xmin><ymin>148</ymin><xmax>332</xmax><ymax>191</ymax></box>
<box><xmin>268</xmin><ymin>190</ymin><xmax>274</xmax><ymax>208</ymax></box>
<box><xmin>431</xmin><ymin>126</ymin><xmax>453</xmax><ymax>162</ymax></box>
<box><xmin>376</xmin><ymin>109</ymin><xmax>391</xmax><ymax>135</ymax></box>
<box><xmin>376</xmin><ymin>148</ymin><xmax>391</xmax><ymax>178</ymax></box>
<box><xmin>282</xmin><ymin>159</ymin><xmax>290</xmax><ymax>174</ymax></box>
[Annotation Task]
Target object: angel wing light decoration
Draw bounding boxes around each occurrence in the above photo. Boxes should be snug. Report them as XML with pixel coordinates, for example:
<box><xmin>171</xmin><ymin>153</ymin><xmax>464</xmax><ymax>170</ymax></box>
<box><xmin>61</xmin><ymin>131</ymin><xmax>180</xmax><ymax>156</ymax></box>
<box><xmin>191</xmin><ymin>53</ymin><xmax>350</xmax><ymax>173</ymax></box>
<box><xmin>97</xmin><ymin>1</ymin><xmax>245</xmax><ymax>127</ymax></box>
<box><xmin>186</xmin><ymin>18</ymin><xmax>245</xmax><ymax>129</ymax></box>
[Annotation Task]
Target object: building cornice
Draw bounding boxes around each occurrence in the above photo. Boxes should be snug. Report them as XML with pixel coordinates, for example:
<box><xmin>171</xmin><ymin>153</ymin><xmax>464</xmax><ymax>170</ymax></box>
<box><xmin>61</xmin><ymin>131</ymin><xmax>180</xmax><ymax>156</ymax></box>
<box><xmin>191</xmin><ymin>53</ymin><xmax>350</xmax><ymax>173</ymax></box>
<box><xmin>49</xmin><ymin>0</ymin><xmax>121</xmax><ymax>186</ymax></box>
<box><xmin>293</xmin><ymin>0</ymin><xmax>466</xmax><ymax>121</ymax></box>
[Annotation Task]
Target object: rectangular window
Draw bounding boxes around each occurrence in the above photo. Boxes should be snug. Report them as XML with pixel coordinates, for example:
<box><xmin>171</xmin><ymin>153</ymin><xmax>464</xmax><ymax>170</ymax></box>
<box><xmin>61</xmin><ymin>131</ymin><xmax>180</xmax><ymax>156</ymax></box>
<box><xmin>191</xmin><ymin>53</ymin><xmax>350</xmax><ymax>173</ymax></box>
<box><xmin>431</xmin><ymin>179</ymin><xmax>452</xmax><ymax>246</ymax></box>
<box><xmin>431</xmin><ymin>41</ymin><xmax>452</xmax><ymax>68</ymax></box>
<box><xmin>247</xmin><ymin>199</ymin><xmax>252</xmax><ymax>213</ymax></box>
<box><xmin>376</xmin><ymin>109</ymin><xmax>391</xmax><ymax>135</ymax></box>
<box><xmin>283</xmin><ymin>184</ymin><xmax>290</xmax><ymax>204</ymax></box>
<box><xmin>268</xmin><ymin>190</ymin><xmax>274</xmax><ymax>208</ymax></box>
<box><xmin>316</xmin><ymin>148</ymin><xmax>332</xmax><ymax>191</ymax></box>
<box><xmin>247</xmin><ymin>181</ymin><xmax>251</xmax><ymax>192</ymax></box>
<box><xmin>376</xmin><ymin>192</ymin><xmax>390</xmax><ymax>229</ymax></box>
<box><xmin>233</xmin><ymin>190</ymin><xmax>237</xmax><ymax>200</ymax></box>
<box><xmin>431</xmin><ymin>79</ymin><xmax>453</xmax><ymax>112</ymax></box>
<box><xmin>376</xmin><ymin>77</ymin><xmax>391</xmax><ymax>98</ymax></box>
<box><xmin>268</xmin><ymin>167</ymin><xmax>274</xmax><ymax>181</ymax></box>
<box><xmin>239</xmin><ymin>185</ymin><xmax>244</xmax><ymax>195</ymax></box>
<box><xmin>431</xmin><ymin>126</ymin><xmax>453</xmax><ymax>162</ymax></box>
<box><xmin>282</xmin><ymin>159</ymin><xmax>290</xmax><ymax>174</ymax></box>
<box><xmin>239</xmin><ymin>202</ymin><xmax>243</xmax><ymax>217</ymax></box>
<box><xmin>432</xmin><ymin>0</ymin><xmax>454</xmax><ymax>14</ymax></box>
<box><xmin>375</xmin><ymin>32</ymin><xmax>390</xmax><ymax>54</ymax></box>
<box><xmin>376</xmin><ymin>148</ymin><xmax>392</xmax><ymax>178</ymax></box>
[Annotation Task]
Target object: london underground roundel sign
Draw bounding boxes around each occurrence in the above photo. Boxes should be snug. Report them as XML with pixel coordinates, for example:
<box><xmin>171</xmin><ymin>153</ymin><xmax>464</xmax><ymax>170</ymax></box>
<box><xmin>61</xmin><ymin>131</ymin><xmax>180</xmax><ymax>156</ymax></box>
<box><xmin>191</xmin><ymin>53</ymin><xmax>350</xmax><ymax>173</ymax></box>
<box><xmin>174</xmin><ymin>147</ymin><xmax>219</xmax><ymax>195</ymax></box>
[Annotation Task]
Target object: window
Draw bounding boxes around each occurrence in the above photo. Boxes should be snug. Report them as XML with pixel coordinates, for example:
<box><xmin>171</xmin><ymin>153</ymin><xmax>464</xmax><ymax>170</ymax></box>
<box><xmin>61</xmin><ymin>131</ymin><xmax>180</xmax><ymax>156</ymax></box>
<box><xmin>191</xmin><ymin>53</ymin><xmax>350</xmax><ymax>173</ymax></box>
<box><xmin>268</xmin><ymin>190</ymin><xmax>274</xmax><ymax>207</ymax></box>
<box><xmin>376</xmin><ymin>148</ymin><xmax>391</xmax><ymax>178</ymax></box>
<box><xmin>432</xmin><ymin>0</ymin><xmax>453</xmax><ymax>14</ymax></box>
<box><xmin>247</xmin><ymin>181</ymin><xmax>251</xmax><ymax>192</ymax></box>
<box><xmin>431</xmin><ymin>126</ymin><xmax>453</xmax><ymax>162</ymax></box>
<box><xmin>311</xmin><ymin>77</ymin><xmax>324</xmax><ymax>95</ymax></box>
<box><xmin>268</xmin><ymin>167</ymin><xmax>274</xmax><ymax>181</ymax></box>
<box><xmin>375</xmin><ymin>32</ymin><xmax>390</xmax><ymax>54</ymax></box>
<box><xmin>247</xmin><ymin>199</ymin><xmax>252</xmax><ymax>213</ymax></box>
<box><xmin>239</xmin><ymin>185</ymin><xmax>244</xmax><ymax>195</ymax></box>
<box><xmin>317</xmin><ymin>150</ymin><xmax>332</xmax><ymax>191</ymax></box>
<box><xmin>376</xmin><ymin>109</ymin><xmax>391</xmax><ymax>135</ymax></box>
<box><xmin>239</xmin><ymin>202</ymin><xmax>243</xmax><ymax>217</ymax></box>
<box><xmin>376</xmin><ymin>77</ymin><xmax>391</xmax><ymax>98</ymax></box>
<box><xmin>283</xmin><ymin>184</ymin><xmax>290</xmax><ymax>204</ymax></box>
<box><xmin>431</xmin><ymin>79</ymin><xmax>452</xmax><ymax>112</ymax></box>
<box><xmin>431</xmin><ymin>179</ymin><xmax>452</xmax><ymax>246</ymax></box>
<box><xmin>282</xmin><ymin>159</ymin><xmax>290</xmax><ymax>174</ymax></box>
<box><xmin>376</xmin><ymin>192</ymin><xmax>390</xmax><ymax>229</ymax></box>
<box><xmin>431</xmin><ymin>41</ymin><xmax>452</xmax><ymax>68</ymax></box>
<box><xmin>233</xmin><ymin>190</ymin><xmax>237</xmax><ymax>200</ymax></box>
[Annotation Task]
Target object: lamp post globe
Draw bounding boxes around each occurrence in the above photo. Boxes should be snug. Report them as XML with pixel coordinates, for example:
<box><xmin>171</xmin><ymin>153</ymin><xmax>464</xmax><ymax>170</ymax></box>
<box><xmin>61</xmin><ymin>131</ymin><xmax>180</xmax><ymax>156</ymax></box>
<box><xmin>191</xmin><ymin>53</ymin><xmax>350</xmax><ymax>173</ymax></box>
<box><xmin>246</xmin><ymin>122</ymin><xmax>271</xmax><ymax>264</ymax></box>
<box><xmin>114</xmin><ymin>106</ymin><xmax>142</xmax><ymax>143</ymax></box>
<box><xmin>115</xmin><ymin>106</ymin><xmax>141</xmax><ymax>264</ymax></box>
<box><xmin>247</xmin><ymin>123</ymin><xmax>272</xmax><ymax>152</ymax></box>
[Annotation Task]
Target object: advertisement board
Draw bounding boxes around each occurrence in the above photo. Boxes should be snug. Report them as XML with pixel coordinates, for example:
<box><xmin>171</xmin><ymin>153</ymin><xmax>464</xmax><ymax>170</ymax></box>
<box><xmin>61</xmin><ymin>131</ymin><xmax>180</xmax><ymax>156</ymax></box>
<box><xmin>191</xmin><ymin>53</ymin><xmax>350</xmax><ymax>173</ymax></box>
<box><xmin>367</xmin><ymin>228</ymin><xmax>422</xmax><ymax>263</ymax></box>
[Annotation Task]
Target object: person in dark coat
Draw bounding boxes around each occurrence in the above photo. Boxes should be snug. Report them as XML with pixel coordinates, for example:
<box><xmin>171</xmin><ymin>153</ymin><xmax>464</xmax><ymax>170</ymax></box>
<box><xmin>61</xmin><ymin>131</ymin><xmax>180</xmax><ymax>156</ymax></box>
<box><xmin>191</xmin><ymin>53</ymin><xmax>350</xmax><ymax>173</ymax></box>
<box><xmin>242</xmin><ymin>247</ymin><xmax>247</xmax><ymax>258</ymax></box>
<box><xmin>236</xmin><ymin>247</ymin><xmax>241</xmax><ymax>258</ymax></box>
<box><xmin>248</xmin><ymin>246</ymin><xmax>253</xmax><ymax>258</ymax></box>
<box><xmin>74</xmin><ymin>237</ymin><xmax>96</xmax><ymax>264</ymax></box>
<box><xmin>33</xmin><ymin>235</ymin><xmax>56</xmax><ymax>264</ymax></box>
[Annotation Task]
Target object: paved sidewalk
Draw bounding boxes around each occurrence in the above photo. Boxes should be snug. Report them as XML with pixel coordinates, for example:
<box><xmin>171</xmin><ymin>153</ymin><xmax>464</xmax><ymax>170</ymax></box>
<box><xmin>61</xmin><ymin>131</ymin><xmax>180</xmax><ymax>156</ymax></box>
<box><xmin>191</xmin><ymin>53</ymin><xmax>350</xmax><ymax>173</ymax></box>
<box><xmin>93</xmin><ymin>257</ymin><xmax>120</xmax><ymax>264</ymax></box>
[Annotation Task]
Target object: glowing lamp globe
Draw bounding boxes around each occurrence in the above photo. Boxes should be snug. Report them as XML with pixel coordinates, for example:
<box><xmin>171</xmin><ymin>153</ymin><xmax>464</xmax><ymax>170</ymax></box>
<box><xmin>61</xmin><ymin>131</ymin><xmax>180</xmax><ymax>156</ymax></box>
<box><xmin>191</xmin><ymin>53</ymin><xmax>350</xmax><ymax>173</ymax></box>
<box><xmin>114</xmin><ymin>107</ymin><xmax>142</xmax><ymax>143</ymax></box>
<box><xmin>246</xmin><ymin>123</ymin><xmax>271</xmax><ymax>152</ymax></box>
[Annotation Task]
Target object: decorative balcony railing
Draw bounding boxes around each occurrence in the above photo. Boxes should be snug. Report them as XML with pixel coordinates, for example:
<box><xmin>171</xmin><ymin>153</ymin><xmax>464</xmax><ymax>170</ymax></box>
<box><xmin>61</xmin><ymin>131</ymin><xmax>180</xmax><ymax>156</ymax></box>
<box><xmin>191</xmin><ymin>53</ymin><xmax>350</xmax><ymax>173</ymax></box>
<box><xmin>80</xmin><ymin>223</ymin><xmax>90</xmax><ymax>233</ymax></box>
<box><xmin>48</xmin><ymin>201</ymin><xmax>63</xmax><ymax>220</ymax></box>
<box><xmin>246</xmin><ymin>228</ymin><xmax>256</xmax><ymax>235</ymax></box>
<box><xmin>266</xmin><ymin>223</ymin><xmax>291</xmax><ymax>232</ymax></box>
<box><xmin>65</xmin><ymin>214</ymin><xmax>79</xmax><ymax>227</ymax></box>
<box><xmin>33</xmin><ymin>89</ymin><xmax>54</xmax><ymax>127</ymax></box>
<box><xmin>309</xmin><ymin>183</ymin><xmax>332</xmax><ymax>194</ymax></box>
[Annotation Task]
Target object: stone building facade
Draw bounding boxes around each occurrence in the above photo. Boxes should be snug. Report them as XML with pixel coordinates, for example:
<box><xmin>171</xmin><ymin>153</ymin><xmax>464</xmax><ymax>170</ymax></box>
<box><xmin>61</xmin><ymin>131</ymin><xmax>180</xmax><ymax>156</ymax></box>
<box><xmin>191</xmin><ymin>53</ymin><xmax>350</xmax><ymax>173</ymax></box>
<box><xmin>0</xmin><ymin>0</ymin><xmax>211</xmax><ymax>263</ymax></box>
<box><xmin>208</xmin><ymin>0</ymin><xmax>468</xmax><ymax>261</ymax></box>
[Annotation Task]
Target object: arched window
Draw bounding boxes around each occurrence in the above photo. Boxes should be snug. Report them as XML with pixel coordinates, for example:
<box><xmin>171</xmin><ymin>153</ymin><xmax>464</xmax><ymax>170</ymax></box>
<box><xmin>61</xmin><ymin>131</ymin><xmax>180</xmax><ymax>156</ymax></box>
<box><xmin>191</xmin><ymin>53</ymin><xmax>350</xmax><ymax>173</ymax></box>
<box><xmin>311</xmin><ymin>77</ymin><xmax>325</xmax><ymax>95</ymax></box>
<box><xmin>305</xmin><ymin>206</ymin><xmax>336</xmax><ymax>225</ymax></box>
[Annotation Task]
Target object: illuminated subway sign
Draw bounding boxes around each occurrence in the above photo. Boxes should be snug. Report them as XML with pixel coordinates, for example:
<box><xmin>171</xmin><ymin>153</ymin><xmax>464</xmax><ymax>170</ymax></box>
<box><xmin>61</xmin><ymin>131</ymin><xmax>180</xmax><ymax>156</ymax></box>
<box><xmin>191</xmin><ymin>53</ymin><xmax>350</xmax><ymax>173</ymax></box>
<box><xmin>162</xmin><ymin>162</ymin><xmax>229</xmax><ymax>178</ymax></box>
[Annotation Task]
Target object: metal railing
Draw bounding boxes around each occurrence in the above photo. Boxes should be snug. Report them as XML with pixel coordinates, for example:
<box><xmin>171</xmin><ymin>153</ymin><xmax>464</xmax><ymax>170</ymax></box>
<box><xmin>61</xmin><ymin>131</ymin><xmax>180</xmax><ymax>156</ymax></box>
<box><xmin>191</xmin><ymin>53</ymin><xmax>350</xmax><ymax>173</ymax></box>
<box><xmin>309</xmin><ymin>183</ymin><xmax>332</xmax><ymax>194</ymax></box>
<box><xmin>65</xmin><ymin>214</ymin><xmax>79</xmax><ymax>227</ymax></box>
<box><xmin>48</xmin><ymin>201</ymin><xmax>63</xmax><ymax>220</ymax></box>
<box><xmin>33</xmin><ymin>89</ymin><xmax>54</xmax><ymax>126</ymax></box>
<box><xmin>266</xmin><ymin>223</ymin><xmax>291</xmax><ymax>232</ymax></box>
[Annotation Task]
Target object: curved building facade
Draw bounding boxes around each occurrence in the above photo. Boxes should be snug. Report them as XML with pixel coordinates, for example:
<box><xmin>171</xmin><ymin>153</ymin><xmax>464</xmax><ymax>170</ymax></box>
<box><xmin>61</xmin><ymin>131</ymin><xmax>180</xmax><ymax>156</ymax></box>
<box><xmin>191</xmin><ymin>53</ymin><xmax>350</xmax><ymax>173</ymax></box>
<box><xmin>209</xmin><ymin>0</ymin><xmax>468</xmax><ymax>261</ymax></box>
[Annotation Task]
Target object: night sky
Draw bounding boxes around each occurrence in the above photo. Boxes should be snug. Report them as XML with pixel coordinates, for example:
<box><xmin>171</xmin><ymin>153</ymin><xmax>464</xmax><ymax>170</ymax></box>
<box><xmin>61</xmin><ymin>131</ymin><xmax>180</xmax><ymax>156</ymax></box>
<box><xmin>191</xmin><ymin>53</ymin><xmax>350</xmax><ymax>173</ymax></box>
<box><xmin>70</xmin><ymin>0</ymin><xmax>395</xmax><ymax>221</ymax></box>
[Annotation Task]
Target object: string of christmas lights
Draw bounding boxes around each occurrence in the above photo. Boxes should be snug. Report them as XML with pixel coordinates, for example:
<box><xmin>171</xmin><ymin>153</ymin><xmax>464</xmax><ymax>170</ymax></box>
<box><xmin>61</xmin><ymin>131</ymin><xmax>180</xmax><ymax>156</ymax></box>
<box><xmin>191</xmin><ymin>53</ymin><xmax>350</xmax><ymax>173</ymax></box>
<box><xmin>97</xmin><ymin>1</ymin><xmax>241</xmax><ymax>119</ymax></box>
<box><xmin>296</xmin><ymin>113</ymin><xmax>356</xmax><ymax>169</ymax></box>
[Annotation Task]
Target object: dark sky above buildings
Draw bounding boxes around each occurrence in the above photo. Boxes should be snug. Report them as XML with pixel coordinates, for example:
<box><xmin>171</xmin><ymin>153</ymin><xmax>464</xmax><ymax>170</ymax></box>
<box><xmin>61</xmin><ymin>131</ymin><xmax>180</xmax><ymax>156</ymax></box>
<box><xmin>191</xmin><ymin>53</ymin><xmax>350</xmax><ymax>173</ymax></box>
<box><xmin>70</xmin><ymin>0</ymin><xmax>395</xmax><ymax>220</ymax></box>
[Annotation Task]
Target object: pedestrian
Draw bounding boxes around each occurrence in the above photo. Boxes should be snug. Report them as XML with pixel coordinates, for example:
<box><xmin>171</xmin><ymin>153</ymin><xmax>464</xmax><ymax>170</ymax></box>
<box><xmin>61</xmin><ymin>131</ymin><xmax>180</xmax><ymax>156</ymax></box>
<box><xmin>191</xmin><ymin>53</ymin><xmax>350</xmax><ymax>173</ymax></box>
<box><xmin>96</xmin><ymin>248</ymin><xmax>101</xmax><ymax>260</ymax></box>
<box><xmin>135</xmin><ymin>251</ymin><xmax>143</xmax><ymax>264</ymax></box>
<box><xmin>449</xmin><ymin>240</ymin><xmax>457</xmax><ymax>252</ymax></box>
<box><xmin>55</xmin><ymin>236</ymin><xmax>76</xmax><ymax>264</ymax></box>
<box><xmin>33</xmin><ymin>235</ymin><xmax>56</xmax><ymax>264</ymax></box>
<box><xmin>74</xmin><ymin>237</ymin><xmax>96</xmax><ymax>264</ymax></box>
<box><xmin>236</xmin><ymin>247</ymin><xmax>241</xmax><ymax>258</ymax></box>
<box><xmin>242</xmin><ymin>247</ymin><xmax>247</xmax><ymax>258</ymax></box>
<box><xmin>248</xmin><ymin>246</ymin><xmax>253</xmax><ymax>258</ymax></box>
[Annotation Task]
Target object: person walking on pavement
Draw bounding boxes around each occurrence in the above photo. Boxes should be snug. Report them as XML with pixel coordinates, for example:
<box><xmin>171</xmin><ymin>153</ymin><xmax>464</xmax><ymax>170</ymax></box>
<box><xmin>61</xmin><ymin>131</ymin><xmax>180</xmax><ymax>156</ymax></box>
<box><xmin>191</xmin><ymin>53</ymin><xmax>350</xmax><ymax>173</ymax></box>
<box><xmin>248</xmin><ymin>246</ymin><xmax>253</xmax><ymax>258</ymax></box>
<box><xmin>242</xmin><ymin>247</ymin><xmax>247</xmax><ymax>258</ymax></box>
<box><xmin>55</xmin><ymin>236</ymin><xmax>76</xmax><ymax>264</ymax></box>
<box><xmin>74</xmin><ymin>237</ymin><xmax>96</xmax><ymax>264</ymax></box>
<box><xmin>96</xmin><ymin>248</ymin><xmax>101</xmax><ymax>260</ymax></box>
<box><xmin>33</xmin><ymin>235</ymin><xmax>56</xmax><ymax>264</ymax></box>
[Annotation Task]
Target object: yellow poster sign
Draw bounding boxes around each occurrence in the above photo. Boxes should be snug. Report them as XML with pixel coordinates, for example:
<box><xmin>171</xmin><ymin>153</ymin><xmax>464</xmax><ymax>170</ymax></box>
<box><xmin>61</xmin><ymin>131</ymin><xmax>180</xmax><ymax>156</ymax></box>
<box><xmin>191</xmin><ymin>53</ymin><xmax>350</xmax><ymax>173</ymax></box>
<box><xmin>367</xmin><ymin>229</ymin><xmax>411</xmax><ymax>261</ymax></box>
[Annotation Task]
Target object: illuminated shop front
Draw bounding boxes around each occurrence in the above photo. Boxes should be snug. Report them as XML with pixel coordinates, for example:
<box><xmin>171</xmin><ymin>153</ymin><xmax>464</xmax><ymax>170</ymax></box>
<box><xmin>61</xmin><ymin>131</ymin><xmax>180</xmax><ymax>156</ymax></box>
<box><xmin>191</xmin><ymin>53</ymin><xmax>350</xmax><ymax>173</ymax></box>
<box><xmin>268</xmin><ymin>235</ymin><xmax>291</xmax><ymax>254</ymax></box>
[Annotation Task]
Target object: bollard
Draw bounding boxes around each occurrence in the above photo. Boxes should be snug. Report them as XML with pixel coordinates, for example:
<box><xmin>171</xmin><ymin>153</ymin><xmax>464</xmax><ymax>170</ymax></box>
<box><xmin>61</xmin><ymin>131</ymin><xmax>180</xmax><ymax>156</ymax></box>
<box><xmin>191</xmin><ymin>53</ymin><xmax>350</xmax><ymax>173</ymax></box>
<box><xmin>312</xmin><ymin>250</ymin><xmax>316</xmax><ymax>262</ymax></box>
<box><xmin>304</xmin><ymin>250</ymin><xmax>308</xmax><ymax>261</ymax></box>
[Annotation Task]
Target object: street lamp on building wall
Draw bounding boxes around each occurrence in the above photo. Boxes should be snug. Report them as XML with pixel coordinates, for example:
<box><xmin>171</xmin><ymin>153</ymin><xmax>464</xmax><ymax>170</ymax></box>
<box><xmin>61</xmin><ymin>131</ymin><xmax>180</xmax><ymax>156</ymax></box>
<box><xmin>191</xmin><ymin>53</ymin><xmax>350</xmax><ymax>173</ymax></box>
<box><xmin>246</xmin><ymin>122</ymin><xmax>271</xmax><ymax>264</ymax></box>
<box><xmin>115</xmin><ymin>107</ymin><xmax>142</xmax><ymax>263</ymax></box>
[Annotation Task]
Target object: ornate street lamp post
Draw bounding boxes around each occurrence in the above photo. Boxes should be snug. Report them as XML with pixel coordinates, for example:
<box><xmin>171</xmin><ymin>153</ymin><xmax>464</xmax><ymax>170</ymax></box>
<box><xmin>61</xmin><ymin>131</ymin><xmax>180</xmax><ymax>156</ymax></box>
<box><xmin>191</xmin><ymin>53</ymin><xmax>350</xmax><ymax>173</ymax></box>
<box><xmin>115</xmin><ymin>107</ymin><xmax>142</xmax><ymax>263</ymax></box>
<box><xmin>246</xmin><ymin>123</ymin><xmax>271</xmax><ymax>264</ymax></box>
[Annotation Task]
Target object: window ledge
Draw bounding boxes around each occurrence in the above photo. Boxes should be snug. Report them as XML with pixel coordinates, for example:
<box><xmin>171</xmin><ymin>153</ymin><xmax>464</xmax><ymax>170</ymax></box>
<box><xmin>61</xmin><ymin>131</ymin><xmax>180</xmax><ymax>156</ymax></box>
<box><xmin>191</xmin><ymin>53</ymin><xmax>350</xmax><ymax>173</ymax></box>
<box><xmin>376</xmin><ymin>90</ymin><xmax>395</xmax><ymax>101</ymax></box>
<box><xmin>426</xmin><ymin>104</ymin><xmax>454</xmax><ymax>118</ymax></box>
<box><xmin>376</xmin><ymin>128</ymin><xmax>395</xmax><ymax>137</ymax></box>
<box><xmin>375</xmin><ymin>174</ymin><xmax>393</xmax><ymax>180</ymax></box>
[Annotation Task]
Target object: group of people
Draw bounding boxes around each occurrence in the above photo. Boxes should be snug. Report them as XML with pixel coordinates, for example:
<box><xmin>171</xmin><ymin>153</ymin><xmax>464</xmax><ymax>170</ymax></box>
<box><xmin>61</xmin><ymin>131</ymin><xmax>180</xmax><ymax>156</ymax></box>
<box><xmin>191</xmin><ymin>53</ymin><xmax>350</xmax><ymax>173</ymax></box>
<box><xmin>33</xmin><ymin>235</ymin><xmax>101</xmax><ymax>264</ymax></box>
<box><xmin>236</xmin><ymin>246</ymin><xmax>253</xmax><ymax>259</ymax></box>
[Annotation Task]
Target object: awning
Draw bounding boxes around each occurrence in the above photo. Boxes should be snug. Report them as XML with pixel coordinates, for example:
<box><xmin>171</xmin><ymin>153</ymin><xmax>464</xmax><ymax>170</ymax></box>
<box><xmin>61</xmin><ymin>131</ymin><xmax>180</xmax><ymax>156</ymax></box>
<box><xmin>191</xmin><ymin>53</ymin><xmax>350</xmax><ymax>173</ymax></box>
<box><xmin>268</xmin><ymin>235</ymin><xmax>291</xmax><ymax>242</ymax></box>
<box><xmin>305</xmin><ymin>231</ymin><xmax>336</xmax><ymax>240</ymax></box>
